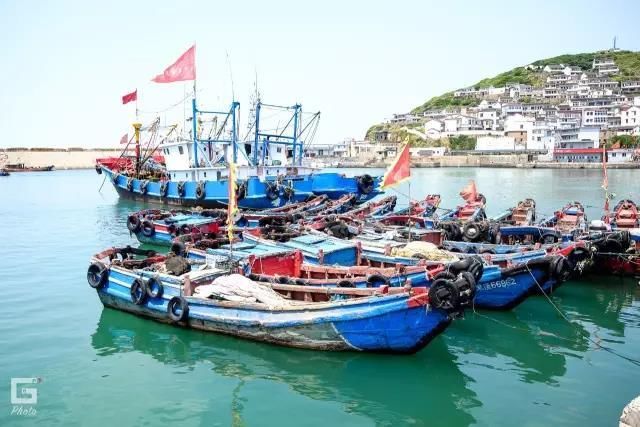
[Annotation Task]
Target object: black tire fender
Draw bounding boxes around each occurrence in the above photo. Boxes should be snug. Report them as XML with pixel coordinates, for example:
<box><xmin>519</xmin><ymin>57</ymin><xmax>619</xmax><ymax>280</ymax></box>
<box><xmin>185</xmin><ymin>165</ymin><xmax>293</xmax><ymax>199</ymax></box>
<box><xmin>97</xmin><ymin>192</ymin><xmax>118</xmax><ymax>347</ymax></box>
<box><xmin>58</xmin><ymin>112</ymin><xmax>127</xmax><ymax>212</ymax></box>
<box><xmin>87</xmin><ymin>262</ymin><xmax>108</xmax><ymax>289</ymax></box>
<box><xmin>366</xmin><ymin>274</ymin><xmax>389</xmax><ymax>288</ymax></box>
<box><xmin>130</xmin><ymin>278</ymin><xmax>148</xmax><ymax>305</ymax></box>
<box><xmin>167</xmin><ymin>296</ymin><xmax>189</xmax><ymax>322</ymax></box>
<box><xmin>146</xmin><ymin>277</ymin><xmax>164</xmax><ymax>299</ymax></box>
<box><xmin>127</xmin><ymin>215</ymin><xmax>141</xmax><ymax>233</ymax></box>
<box><xmin>141</xmin><ymin>220</ymin><xmax>155</xmax><ymax>237</ymax></box>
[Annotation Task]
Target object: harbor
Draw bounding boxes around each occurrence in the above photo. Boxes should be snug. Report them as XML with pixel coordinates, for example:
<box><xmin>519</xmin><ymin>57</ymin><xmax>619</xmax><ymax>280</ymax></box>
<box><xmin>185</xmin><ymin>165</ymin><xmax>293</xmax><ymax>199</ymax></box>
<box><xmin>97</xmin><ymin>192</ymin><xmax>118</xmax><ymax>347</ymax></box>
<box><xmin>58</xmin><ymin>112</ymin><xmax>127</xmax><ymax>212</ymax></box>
<box><xmin>4</xmin><ymin>1</ymin><xmax>640</xmax><ymax>425</ymax></box>
<box><xmin>2</xmin><ymin>167</ymin><xmax>640</xmax><ymax>425</ymax></box>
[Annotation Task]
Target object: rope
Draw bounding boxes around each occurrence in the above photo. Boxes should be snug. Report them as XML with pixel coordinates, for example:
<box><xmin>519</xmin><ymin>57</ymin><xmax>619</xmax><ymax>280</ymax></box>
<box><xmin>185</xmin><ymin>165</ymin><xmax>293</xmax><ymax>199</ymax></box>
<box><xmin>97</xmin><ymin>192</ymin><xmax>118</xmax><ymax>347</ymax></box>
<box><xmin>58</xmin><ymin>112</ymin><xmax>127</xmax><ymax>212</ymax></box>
<box><xmin>524</xmin><ymin>263</ymin><xmax>640</xmax><ymax>367</ymax></box>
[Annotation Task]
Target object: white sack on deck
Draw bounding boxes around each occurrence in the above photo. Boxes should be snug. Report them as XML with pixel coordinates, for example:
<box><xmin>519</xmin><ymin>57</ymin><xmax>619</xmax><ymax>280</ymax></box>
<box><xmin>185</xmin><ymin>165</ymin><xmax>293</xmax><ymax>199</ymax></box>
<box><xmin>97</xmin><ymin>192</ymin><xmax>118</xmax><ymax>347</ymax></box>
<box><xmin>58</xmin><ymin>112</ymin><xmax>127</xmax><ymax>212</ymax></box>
<box><xmin>391</xmin><ymin>241</ymin><xmax>459</xmax><ymax>262</ymax></box>
<box><xmin>194</xmin><ymin>274</ymin><xmax>292</xmax><ymax>306</ymax></box>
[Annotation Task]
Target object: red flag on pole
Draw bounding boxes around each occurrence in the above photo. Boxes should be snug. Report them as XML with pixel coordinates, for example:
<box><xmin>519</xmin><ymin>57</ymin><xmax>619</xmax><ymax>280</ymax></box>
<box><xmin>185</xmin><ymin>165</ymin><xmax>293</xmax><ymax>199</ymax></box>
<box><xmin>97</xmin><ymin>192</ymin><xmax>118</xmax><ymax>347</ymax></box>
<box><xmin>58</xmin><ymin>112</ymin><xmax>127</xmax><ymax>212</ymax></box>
<box><xmin>122</xmin><ymin>90</ymin><xmax>137</xmax><ymax>105</ymax></box>
<box><xmin>151</xmin><ymin>45</ymin><xmax>196</xmax><ymax>83</ymax></box>
<box><xmin>380</xmin><ymin>143</ymin><xmax>411</xmax><ymax>189</ymax></box>
<box><xmin>119</xmin><ymin>133</ymin><xmax>129</xmax><ymax>145</ymax></box>
<box><xmin>459</xmin><ymin>180</ymin><xmax>478</xmax><ymax>203</ymax></box>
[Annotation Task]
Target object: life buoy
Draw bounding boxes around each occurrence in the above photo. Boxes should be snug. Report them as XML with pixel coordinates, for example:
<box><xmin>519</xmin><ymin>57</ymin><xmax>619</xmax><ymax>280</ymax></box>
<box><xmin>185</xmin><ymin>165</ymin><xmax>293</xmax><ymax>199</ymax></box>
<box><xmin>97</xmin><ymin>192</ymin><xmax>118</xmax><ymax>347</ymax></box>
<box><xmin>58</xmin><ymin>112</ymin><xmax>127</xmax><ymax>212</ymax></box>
<box><xmin>167</xmin><ymin>296</ymin><xmax>189</xmax><ymax>322</ymax></box>
<box><xmin>159</xmin><ymin>181</ymin><xmax>168</xmax><ymax>197</ymax></box>
<box><xmin>265</xmin><ymin>182</ymin><xmax>279</xmax><ymax>201</ymax></box>
<box><xmin>127</xmin><ymin>215</ymin><xmax>141</xmax><ymax>233</ymax></box>
<box><xmin>126</xmin><ymin>177</ymin><xmax>134</xmax><ymax>191</ymax></box>
<box><xmin>146</xmin><ymin>277</ymin><xmax>164</xmax><ymax>299</ymax></box>
<box><xmin>130</xmin><ymin>278</ymin><xmax>147</xmax><ymax>305</ymax></box>
<box><xmin>87</xmin><ymin>263</ymin><xmax>108</xmax><ymax>289</ymax></box>
<box><xmin>366</xmin><ymin>274</ymin><xmax>389</xmax><ymax>288</ymax></box>
<box><xmin>141</xmin><ymin>220</ymin><xmax>155</xmax><ymax>237</ymax></box>
<box><xmin>196</xmin><ymin>181</ymin><xmax>206</xmax><ymax>200</ymax></box>
<box><xmin>140</xmin><ymin>180</ymin><xmax>149</xmax><ymax>195</ymax></box>
<box><xmin>177</xmin><ymin>181</ymin><xmax>186</xmax><ymax>197</ymax></box>
<box><xmin>357</xmin><ymin>174</ymin><xmax>375</xmax><ymax>194</ymax></box>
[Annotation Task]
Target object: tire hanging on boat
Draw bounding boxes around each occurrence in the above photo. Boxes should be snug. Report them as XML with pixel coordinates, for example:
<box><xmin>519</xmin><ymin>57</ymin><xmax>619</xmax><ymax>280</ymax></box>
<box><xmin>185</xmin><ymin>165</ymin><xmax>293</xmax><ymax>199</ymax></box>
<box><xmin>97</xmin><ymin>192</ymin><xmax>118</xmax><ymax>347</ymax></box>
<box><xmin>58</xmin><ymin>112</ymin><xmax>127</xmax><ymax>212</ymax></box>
<box><xmin>539</xmin><ymin>232</ymin><xmax>558</xmax><ymax>244</ymax></box>
<box><xmin>265</xmin><ymin>181</ymin><xmax>279</xmax><ymax>201</ymax></box>
<box><xmin>146</xmin><ymin>277</ymin><xmax>164</xmax><ymax>299</ymax></box>
<box><xmin>126</xmin><ymin>177</ymin><xmax>134</xmax><ymax>191</ymax></box>
<box><xmin>112</xmin><ymin>173</ymin><xmax>120</xmax><ymax>185</ymax></box>
<box><xmin>428</xmin><ymin>278</ymin><xmax>460</xmax><ymax>311</ymax></box>
<box><xmin>127</xmin><ymin>215</ymin><xmax>141</xmax><ymax>233</ymax></box>
<box><xmin>337</xmin><ymin>279</ymin><xmax>355</xmax><ymax>288</ymax></box>
<box><xmin>196</xmin><ymin>181</ymin><xmax>206</xmax><ymax>200</ymax></box>
<box><xmin>87</xmin><ymin>263</ymin><xmax>108</xmax><ymax>289</ymax></box>
<box><xmin>462</xmin><ymin>222</ymin><xmax>482</xmax><ymax>242</ymax></box>
<box><xmin>140</xmin><ymin>180</ymin><xmax>149</xmax><ymax>195</ymax></box>
<box><xmin>366</xmin><ymin>274</ymin><xmax>389</xmax><ymax>288</ymax></box>
<box><xmin>167</xmin><ymin>296</ymin><xmax>189</xmax><ymax>322</ymax></box>
<box><xmin>141</xmin><ymin>220</ymin><xmax>155</xmax><ymax>237</ymax></box>
<box><xmin>159</xmin><ymin>181</ymin><xmax>168</xmax><ymax>197</ymax></box>
<box><xmin>130</xmin><ymin>278</ymin><xmax>147</xmax><ymax>305</ymax></box>
<box><xmin>236</xmin><ymin>182</ymin><xmax>246</xmax><ymax>200</ymax></box>
<box><xmin>177</xmin><ymin>181</ymin><xmax>186</xmax><ymax>197</ymax></box>
<box><xmin>357</xmin><ymin>174</ymin><xmax>375</xmax><ymax>194</ymax></box>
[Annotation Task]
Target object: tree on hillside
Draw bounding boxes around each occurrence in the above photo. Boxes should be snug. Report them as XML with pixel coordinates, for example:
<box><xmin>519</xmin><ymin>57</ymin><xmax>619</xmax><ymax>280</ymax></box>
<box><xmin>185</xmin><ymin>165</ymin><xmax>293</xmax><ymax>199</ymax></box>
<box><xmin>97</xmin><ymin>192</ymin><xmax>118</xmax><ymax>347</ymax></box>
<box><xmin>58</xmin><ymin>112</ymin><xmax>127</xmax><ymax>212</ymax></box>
<box><xmin>611</xmin><ymin>135</ymin><xmax>638</xmax><ymax>148</ymax></box>
<box><xmin>449</xmin><ymin>135</ymin><xmax>476</xmax><ymax>150</ymax></box>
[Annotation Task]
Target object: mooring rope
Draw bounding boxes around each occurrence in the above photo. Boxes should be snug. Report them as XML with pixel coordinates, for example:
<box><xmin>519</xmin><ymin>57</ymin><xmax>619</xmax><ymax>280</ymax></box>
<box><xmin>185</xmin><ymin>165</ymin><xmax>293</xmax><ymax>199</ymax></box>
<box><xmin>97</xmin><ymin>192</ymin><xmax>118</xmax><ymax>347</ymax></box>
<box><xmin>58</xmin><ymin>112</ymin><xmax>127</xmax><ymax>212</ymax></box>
<box><xmin>524</xmin><ymin>264</ymin><xmax>640</xmax><ymax>367</ymax></box>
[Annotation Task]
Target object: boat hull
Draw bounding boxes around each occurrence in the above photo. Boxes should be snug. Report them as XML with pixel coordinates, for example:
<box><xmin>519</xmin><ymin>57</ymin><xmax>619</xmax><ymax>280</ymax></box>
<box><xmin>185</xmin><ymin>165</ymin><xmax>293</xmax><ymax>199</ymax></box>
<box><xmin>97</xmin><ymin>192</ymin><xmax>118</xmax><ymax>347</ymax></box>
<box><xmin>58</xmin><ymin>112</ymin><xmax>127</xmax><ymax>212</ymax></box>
<box><xmin>101</xmin><ymin>166</ymin><xmax>380</xmax><ymax>209</ymax></box>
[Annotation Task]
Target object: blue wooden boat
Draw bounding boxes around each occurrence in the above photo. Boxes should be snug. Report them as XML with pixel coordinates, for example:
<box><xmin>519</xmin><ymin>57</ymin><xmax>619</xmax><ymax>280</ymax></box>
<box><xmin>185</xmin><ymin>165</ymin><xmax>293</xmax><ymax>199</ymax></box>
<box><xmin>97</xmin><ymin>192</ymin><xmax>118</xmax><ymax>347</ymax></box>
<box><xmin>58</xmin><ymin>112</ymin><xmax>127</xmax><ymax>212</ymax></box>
<box><xmin>0</xmin><ymin>169</ymin><xmax>9</xmax><ymax>176</ymax></box>
<box><xmin>242</xmin><ymin>230</ymin><xmax>359</xmax><ymax>266</ymax></box>
<box><xmin>87</xmin><ymin>247</ymin><xmax>454</xmax><ymax>353</ymax></box>
<box><xmin>98</xmin><ymin>100</ymin><xmax>380</xmax><ymax>209</ymax></box>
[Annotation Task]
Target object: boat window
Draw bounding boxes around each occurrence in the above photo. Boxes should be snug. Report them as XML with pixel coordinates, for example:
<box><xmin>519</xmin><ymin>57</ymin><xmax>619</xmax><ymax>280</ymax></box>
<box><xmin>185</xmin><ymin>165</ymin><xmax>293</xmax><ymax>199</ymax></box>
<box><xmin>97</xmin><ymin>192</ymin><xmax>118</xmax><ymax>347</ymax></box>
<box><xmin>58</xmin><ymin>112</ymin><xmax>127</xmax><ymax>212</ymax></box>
<box><xmin>178</xmin><ymin>146</ymin><xmax>184</xmax><ymax>155</ymax></box>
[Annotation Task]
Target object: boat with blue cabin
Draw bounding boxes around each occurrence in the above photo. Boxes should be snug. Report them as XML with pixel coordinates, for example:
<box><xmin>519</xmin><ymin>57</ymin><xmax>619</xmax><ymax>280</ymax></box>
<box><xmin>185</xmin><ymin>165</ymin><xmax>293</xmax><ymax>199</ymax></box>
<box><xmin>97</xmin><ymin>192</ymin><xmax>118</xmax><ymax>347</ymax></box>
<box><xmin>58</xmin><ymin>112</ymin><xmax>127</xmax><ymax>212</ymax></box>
<box><xmin>98</xmin><ymin>99</ymin><xmax>381</xmax><ymax>209</ymax></box>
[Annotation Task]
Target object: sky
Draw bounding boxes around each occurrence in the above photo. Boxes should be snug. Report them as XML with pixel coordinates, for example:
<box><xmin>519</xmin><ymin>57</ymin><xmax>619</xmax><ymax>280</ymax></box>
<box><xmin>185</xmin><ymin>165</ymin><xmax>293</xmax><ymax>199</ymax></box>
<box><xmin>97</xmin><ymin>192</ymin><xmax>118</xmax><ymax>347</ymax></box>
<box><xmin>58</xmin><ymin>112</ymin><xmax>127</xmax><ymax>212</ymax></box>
<box><xmin>1</xmin><ymin>0</ymin><xmax>640</xmax><ymax>148</ymax></box>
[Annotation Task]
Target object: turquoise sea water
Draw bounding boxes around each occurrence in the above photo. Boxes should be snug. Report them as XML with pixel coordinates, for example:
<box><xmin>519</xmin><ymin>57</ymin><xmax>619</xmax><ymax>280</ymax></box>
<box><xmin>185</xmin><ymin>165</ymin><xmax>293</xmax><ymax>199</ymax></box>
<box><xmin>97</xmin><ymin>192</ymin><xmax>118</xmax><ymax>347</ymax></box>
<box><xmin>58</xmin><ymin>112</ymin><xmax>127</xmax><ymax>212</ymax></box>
<box><xmin>1</xmin><ymin>168</ymin><xmax>640</xmax><ymax>426</ymax></box>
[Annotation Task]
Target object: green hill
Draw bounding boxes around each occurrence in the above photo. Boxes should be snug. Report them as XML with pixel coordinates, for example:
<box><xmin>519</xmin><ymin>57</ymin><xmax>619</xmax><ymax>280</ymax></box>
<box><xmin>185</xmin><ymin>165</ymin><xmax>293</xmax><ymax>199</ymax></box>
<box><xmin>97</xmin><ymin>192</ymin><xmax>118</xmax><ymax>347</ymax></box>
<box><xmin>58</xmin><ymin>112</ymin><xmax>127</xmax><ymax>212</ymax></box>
<box><xmin>409</xmin><ymin>50</ymin><xmax>640</xmax><ymax>114</ymax></box>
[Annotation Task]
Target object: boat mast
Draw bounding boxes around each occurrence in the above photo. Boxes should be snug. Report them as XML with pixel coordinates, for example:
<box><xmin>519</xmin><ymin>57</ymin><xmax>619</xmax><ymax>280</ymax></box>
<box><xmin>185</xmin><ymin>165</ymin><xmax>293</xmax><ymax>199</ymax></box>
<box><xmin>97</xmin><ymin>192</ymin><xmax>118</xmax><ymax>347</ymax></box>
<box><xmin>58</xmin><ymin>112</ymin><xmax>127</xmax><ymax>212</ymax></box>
<box><xmin>133</xmin><ymin>122</ymin><xmax>142</xmax><ymax>176</ymax></box>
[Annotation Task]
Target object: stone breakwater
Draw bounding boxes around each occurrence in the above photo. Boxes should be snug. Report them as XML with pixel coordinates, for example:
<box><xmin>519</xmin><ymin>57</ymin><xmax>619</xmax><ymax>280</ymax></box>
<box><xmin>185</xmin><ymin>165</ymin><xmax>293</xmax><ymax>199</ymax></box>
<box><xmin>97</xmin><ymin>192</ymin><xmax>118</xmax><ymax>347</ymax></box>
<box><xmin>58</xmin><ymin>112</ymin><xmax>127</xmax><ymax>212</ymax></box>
<box><xmin>332</xmin><ymin>154</ymin><xmax>640</xmax><ymax>169</ymax></box>
<box><xmin>1</xmin><ymin>148</ymin><xmax>132</xmax><ymax>170</ymax></box>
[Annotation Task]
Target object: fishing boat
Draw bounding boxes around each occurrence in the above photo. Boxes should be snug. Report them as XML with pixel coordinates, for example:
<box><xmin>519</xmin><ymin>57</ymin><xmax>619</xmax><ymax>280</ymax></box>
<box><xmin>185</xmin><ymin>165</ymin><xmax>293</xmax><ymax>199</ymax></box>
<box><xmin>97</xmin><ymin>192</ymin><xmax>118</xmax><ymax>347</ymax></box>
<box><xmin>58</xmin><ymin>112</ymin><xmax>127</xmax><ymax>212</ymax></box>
<box><xmin>583</xmin><ymin>230</ymin><xmax>640</xmax><ymax>276</ymax></box>
<box><xmin>87</xmin><ymin>247</ymin><xmax>455</xmax><ymax>353</ymax></box>
<box><xmin>98</xmin><ymin>100</ymin><xmax>381</xmax><ymax>209</ymax></box>
<box><xmin>4</xmin><ymin>163</ymin><xmax>54</xmax><ymax>172</ymax></box>
<box><xmin>538</xmin><ymin>201</ymin><xmax>587</xmax><ymax>239</ymax></box>
<box><xmin>492</xmin><ymin>199</ymin><xmax>537</xmax><ymax>226</ymax></box>
<box><xmin>389</xmin><ymin>194</ymin><xmax>441</xmax><ymax>217</ymax></box>
<box><xmin>0</xmin><ymin>169</ymin><xmax>9</xmax><ymax>176</ymax></box>
<box><xmin>127</xmin><ymin>208</ymin><xmax>225</xmax><ymax>245</ymax></box>
<box><xmin>243</xmin><ymin>229</ymin><xmax>359</xmax><ymax>265</ymax></box>
<box><xmin>609</xmin><ymin>200</ymin><xmax>640</xmax><ymax>229</ymax></box>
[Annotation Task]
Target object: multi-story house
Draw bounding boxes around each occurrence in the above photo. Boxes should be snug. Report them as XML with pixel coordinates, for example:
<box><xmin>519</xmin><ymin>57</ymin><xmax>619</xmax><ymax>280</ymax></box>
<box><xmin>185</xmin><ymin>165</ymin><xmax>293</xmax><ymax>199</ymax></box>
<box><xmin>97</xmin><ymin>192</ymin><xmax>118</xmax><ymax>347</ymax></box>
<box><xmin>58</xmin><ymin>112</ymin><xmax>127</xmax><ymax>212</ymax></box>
<box><xmin>621</xmin><ymin>81</ymin><xmax>640</xmax><ymax>94</ymax></box>
<box><xmin>592</xmin><ymin>57</ymin><xmax>619</xmax><ymax>75</ymax></box>
<box><xmin>620</xmin><ymin>105</ymin><xmax>640</xmax><ymax>127</ymax></box>
<box><xmin>582</xmin><ymin>108</ymin><xmax>609</xmax><ymax>126</ymax></box>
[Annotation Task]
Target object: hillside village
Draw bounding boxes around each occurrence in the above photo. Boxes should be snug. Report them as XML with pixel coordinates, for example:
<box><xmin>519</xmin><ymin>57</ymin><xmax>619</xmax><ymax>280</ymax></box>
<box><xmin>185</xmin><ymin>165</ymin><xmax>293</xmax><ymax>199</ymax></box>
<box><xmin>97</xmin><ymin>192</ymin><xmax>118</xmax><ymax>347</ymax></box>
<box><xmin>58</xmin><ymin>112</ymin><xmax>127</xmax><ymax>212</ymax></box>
<box><xmin>308</xmin><ymin>50</ymin><xmax>640</xmax><ymax>165</ymax></box>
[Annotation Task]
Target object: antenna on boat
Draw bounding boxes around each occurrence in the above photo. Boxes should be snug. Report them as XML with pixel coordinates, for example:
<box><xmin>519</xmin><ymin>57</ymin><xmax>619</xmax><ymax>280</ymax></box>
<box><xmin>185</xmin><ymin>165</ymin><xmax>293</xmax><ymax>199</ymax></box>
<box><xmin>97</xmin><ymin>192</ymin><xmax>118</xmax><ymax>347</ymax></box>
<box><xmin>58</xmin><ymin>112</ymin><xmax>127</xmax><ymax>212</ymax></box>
<box><xmin>226</xmin><ymin>51</ymin><xmax>235</xmax><ymax>102</ymax></box>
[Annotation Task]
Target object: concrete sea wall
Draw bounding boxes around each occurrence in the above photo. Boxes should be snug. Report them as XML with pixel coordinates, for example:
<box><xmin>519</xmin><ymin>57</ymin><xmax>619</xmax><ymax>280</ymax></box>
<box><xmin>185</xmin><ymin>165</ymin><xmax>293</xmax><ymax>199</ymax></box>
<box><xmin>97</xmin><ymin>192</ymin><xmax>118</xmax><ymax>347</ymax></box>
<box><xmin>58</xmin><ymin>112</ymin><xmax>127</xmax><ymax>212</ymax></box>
<box><xmin>1</xmin><ymin>148</ymin><xmax>132</xmax><ymax>170</ymax></box>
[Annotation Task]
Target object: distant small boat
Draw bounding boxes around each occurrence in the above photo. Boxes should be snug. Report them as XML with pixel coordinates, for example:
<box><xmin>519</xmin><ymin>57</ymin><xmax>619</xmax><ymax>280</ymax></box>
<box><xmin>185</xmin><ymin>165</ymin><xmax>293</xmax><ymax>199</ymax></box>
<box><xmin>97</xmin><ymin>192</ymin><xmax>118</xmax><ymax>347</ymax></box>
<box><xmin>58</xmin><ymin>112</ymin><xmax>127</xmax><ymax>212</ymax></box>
<box><xmin>0</xmin><ymin>169</ymin><xmax>9</xmax><ymax>176</ymax></box>
<box><xmin>4</xmin><ymin>163</ymin><xmax>54</xmax><ymax>172</ymax></box>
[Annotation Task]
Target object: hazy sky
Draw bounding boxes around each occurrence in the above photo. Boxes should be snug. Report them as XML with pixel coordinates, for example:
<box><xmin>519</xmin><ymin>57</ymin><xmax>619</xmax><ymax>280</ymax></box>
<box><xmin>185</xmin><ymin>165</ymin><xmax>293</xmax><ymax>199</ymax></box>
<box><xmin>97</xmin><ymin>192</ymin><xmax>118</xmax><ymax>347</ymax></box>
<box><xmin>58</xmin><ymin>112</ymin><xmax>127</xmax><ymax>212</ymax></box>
<box><xmin>1</xmin><ymin>0</ymin><xmax>639</xmax><ymax>148</ymax></box>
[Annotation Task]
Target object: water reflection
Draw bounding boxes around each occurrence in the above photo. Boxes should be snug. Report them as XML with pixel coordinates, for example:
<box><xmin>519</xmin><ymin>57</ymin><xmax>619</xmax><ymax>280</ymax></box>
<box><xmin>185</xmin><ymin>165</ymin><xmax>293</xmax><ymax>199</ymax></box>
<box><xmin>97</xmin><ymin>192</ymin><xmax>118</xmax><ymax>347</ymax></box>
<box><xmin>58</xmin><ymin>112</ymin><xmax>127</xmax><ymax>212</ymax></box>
<box><xmin>92</xmin><ymin>308</ymin><xmax>481</xmax><ymax>427</ymax></box>
<box><xmin>447</xmin><ymin>310</ymin><xmax>570</xmax><ymax>385</ymax></box>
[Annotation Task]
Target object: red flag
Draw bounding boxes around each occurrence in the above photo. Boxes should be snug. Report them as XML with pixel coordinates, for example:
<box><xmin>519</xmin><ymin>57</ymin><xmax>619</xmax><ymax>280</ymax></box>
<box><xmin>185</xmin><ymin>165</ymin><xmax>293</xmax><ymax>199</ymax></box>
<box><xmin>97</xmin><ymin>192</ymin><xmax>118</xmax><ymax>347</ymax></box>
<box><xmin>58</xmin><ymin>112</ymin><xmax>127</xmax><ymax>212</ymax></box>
<box><xmin>152</xmin><ymin>45</ymin><xmax>196</xmax><ymax>83</ymax></box>
<box><xmin>459</xmin><ymin>180</ymin><xmax>477</xmax><ymax>203</ymax></box>
<box><xmin>119</xmin><ymin>133</ymin><xmax>129</xmax><ymax>145</ymax></box>
<box><xmin>122</xmin><ymin>90</ymin><xmax>137</xmax><ymax>105</ymax></box>
<box><xmin>380</xmin><ymin>143</ymin><xmax>411</xmax><ymax>189</ymax></box>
